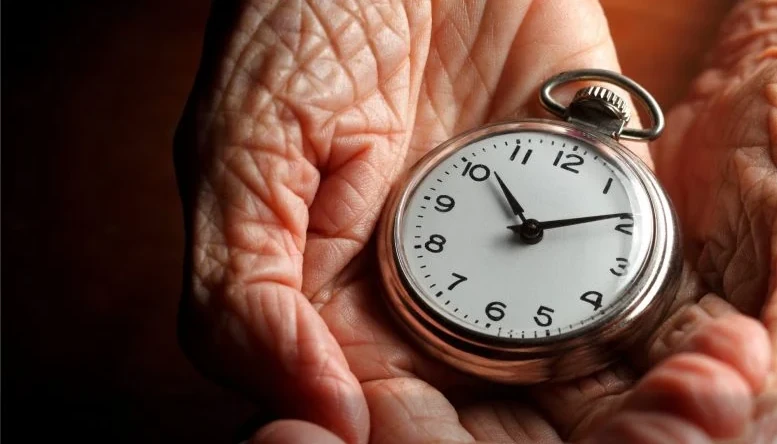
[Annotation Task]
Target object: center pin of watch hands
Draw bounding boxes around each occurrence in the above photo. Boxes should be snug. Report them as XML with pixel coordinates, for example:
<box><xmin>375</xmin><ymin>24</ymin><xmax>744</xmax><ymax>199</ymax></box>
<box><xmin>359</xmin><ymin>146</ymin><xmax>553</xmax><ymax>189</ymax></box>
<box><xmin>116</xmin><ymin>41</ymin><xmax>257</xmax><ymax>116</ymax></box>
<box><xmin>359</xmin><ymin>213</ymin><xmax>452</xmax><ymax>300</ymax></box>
<box><xmin>493</xmin><ymin>172</ymin><xmax>631</xmax><ymax>245</ymax></box>
<box><xmin>493</xmin><ymin>171</ymin><xmax>542</xmax><ymax>244</ymax></box>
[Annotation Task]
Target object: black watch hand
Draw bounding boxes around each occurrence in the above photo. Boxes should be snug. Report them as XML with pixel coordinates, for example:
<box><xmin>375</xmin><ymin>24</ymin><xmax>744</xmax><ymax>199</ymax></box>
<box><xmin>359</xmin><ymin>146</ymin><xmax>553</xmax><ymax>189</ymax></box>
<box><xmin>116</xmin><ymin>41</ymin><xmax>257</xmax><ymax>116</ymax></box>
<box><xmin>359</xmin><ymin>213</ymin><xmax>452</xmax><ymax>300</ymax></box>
<box><xmin>507</xmin><ymin>213</ymin><xmax>632</xmax><ymax>231</ymax></box>
<box><xmin>493</xmin><ymin>172</ymin><xmax>527</xmax><ymax>223</ymax></box>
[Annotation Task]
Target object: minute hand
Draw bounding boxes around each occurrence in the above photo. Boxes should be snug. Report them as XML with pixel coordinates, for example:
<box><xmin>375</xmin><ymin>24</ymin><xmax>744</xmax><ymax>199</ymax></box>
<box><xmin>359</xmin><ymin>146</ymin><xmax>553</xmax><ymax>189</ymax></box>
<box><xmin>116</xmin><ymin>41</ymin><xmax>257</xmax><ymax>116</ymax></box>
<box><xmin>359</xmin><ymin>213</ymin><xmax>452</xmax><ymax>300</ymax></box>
<box><xmin>507</xmin><ymin>213</ymin><xmax>632</xmax><ymax>231</ymax></box>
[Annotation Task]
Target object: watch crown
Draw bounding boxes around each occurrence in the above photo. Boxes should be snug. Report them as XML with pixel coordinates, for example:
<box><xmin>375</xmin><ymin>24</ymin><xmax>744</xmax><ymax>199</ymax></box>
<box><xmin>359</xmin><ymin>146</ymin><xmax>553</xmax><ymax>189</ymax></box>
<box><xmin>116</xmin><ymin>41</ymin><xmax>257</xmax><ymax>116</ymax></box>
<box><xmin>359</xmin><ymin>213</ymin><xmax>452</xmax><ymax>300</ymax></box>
<box><xmin>572</xmin><ymin>86</ymin><xmax>630</xmax><ymax>123</ymax></box>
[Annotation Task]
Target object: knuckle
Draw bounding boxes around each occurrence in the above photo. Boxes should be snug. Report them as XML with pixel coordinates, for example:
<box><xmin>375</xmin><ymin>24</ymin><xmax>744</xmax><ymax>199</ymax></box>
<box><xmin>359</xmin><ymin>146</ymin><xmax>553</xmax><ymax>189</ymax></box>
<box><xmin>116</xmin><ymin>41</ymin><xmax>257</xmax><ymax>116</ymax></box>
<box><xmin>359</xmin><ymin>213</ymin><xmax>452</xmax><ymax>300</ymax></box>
<box><xmin>648</xmin><ymin>300</ymin><xmax>716</xmax><ymax>363</ymax></box>
<box><xmin>630</xmin><ymin>353</ymin><xmax>751</xmax><ymax>438</ymax></box>
<box><xmin>683</xmin><ymin>313</ymin><xmax>771</xmax><ymax>390</ymax></box>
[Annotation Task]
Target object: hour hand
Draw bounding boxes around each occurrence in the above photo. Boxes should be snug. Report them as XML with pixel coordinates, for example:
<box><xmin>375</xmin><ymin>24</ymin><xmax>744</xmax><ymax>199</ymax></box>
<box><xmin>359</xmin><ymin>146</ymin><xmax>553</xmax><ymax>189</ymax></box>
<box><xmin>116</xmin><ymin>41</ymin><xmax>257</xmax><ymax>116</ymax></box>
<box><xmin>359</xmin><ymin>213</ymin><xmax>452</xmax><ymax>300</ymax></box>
<box><xmin>494</xmin><ymin>172</ymin><xmax>527</xmax><ymax>223</ymax></box>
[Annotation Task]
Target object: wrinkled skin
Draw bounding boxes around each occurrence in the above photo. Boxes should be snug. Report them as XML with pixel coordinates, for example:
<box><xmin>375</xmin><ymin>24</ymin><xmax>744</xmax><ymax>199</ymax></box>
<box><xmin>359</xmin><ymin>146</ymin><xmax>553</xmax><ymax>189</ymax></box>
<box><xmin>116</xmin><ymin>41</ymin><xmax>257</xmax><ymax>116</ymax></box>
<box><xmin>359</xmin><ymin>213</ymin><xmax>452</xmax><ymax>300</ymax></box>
<box><xmin>173</xmin><ymin>1</ymin><xmax>777</xmax><ymax>443</ymax></box>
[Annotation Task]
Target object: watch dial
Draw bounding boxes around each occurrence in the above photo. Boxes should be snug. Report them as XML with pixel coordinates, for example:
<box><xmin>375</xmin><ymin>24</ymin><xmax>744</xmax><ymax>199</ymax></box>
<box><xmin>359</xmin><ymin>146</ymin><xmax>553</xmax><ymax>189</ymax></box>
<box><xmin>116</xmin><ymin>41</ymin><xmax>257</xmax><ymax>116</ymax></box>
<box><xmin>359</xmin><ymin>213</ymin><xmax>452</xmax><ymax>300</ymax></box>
<box><xmin>398</xmin><ymin>129</ymin><xmax>653</xmax><ymax>342</ymax></box>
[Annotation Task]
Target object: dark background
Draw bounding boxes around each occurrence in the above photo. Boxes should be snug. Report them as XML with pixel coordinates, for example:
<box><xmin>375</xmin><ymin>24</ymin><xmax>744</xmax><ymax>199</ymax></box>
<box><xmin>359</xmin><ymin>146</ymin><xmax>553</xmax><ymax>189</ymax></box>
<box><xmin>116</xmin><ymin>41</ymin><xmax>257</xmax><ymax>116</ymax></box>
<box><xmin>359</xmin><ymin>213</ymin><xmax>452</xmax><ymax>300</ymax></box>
<box><xmin>3</xmin><ymin>1</ymin><xmax>257</xmax><ymax>442</ymax></box>
<box><xmin>2</xmin><ymin>0</ymin><xmax>731</xmax><ymax>442</ymax></box>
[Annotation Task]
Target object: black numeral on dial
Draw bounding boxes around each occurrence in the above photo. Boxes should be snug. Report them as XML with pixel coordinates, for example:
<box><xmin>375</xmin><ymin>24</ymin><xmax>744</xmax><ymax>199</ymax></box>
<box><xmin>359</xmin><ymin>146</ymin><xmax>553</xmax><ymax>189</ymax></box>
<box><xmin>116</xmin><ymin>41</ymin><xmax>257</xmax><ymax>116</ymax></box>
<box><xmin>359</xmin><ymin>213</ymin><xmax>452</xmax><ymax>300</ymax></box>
<box><xmin>434</xmin><ymin>195</ymin><xmax>455</xmax><ymax>212</ymax></box>
<box><xmin>615</xmin><ymin>215</ymin><xmax>634</xmax><ymax>235</ymax></box>
<box><xmin>447</xmin><ymin>272</ymin><xmax>468</xmax><ymax>290</ymax></box>
<box><xmin>533</xmin><ymin>305</ymin><xmax>555</xmax><ymax>326</ymax></box>
<box><xmin>610</xmin><ymin>258</ymin><xmax>628</xmax><ymax>276</ymax></box>
<box><xmin>603</xmin><ymin>177</ymin><xmax>613</xmax><ymax>194</ymax></box>
<box><xmin>424</xmin><ymin>234</ymin><xmax>446</xmax><ymax>253</ymax></box>
<box><xmin>510</xmin><ymin>145</ymin><xmax>533</xmax><ymax>164</ymax></box>
<box><xmin>485</xmin><ymin>301</ymin><xmax>507</xmax><ymax>321</ymax></box>
<box><xmin>580</xmin><ymin>291</ymin><xmax>603</xmax><ymax>310</ymax></box>
<box><xmin>462</xmin><ymin>159</ymin><xmax>491</xmax><ymax>181</ymax></box>
<box><xmin>552</xmin><ymin>150</ymin><xmax>584</xmax><ymax>174</ymax></box>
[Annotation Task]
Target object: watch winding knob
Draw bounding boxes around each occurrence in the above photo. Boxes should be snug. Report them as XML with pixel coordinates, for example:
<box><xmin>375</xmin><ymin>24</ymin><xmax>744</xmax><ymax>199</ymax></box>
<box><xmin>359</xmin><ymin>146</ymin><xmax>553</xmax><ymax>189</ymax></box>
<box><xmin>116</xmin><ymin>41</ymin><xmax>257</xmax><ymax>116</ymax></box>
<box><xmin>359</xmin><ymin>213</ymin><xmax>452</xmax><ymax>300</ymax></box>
<box><xmin>571</xmin><ymin>86</ymin><xmax>631</xmax><ymax>124</ymax></box>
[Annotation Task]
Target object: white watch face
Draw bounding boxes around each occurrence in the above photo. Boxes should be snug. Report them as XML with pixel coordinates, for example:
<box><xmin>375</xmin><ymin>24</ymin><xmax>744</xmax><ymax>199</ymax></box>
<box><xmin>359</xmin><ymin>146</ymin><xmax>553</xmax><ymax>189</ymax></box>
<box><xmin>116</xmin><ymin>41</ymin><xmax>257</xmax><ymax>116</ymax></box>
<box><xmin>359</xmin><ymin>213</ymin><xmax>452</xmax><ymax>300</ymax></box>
<box><xmin>397</xmin><ymin>128</ymin><xmax>654</xmax><ymax>342</ymax></box>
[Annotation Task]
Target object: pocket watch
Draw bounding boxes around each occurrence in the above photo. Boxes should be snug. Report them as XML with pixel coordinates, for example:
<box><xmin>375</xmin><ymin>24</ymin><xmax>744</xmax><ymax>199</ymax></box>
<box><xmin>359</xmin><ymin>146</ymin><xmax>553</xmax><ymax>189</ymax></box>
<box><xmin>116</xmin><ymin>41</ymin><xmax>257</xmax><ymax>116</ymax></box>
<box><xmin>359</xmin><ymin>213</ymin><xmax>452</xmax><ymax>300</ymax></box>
<box><xmin>376</xmin><ymin>69</ymin><xmax>682</xmax><ymax>384</ymax></box>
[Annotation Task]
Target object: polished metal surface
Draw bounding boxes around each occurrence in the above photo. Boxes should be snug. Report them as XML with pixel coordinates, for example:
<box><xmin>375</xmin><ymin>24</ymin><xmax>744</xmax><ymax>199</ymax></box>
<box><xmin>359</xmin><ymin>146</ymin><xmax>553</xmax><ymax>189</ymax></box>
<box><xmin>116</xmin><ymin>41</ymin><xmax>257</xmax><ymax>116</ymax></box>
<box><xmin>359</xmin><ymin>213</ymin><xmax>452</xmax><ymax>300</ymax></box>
<box><xmin>539</xmin><ymin>69</ymin><xmax>665</xmax><ymax>141</ymax></box>
<box><xmin>573</xmin><ymin>85</ymin><xmax>631</xmax><ymax>123</ymax></box>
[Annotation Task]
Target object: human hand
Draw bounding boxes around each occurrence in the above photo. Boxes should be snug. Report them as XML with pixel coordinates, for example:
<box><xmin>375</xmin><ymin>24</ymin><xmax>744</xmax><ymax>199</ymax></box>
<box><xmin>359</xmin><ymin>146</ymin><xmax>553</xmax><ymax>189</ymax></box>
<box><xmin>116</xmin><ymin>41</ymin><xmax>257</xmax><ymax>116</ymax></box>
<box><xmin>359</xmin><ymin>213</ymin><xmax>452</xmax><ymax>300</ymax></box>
<box><xmin>173</xmin><ymin>1</ymin><xmax>777</xmax><ymax>443</ymax></box>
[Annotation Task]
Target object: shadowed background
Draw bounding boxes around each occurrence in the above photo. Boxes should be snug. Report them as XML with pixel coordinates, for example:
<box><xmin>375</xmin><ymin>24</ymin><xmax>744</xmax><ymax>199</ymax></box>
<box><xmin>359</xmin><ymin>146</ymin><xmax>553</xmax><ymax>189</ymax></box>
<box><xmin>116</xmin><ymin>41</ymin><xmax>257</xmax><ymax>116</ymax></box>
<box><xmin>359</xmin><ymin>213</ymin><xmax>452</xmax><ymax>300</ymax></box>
<box><xmin>2</xmin><ymin>1</ymin><xmax>733</xmax><ymax>442</ymax></box>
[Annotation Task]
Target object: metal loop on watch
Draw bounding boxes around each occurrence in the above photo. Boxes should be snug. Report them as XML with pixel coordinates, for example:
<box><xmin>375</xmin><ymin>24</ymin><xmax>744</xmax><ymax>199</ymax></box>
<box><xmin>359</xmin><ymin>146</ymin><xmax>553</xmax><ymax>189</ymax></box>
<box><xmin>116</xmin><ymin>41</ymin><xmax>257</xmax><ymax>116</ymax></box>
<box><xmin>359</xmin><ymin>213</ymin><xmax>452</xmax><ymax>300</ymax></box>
<box><xmin>539</xmin><ymin>69</ymin><xmax>665</xmax><ymax>141</ymax></box>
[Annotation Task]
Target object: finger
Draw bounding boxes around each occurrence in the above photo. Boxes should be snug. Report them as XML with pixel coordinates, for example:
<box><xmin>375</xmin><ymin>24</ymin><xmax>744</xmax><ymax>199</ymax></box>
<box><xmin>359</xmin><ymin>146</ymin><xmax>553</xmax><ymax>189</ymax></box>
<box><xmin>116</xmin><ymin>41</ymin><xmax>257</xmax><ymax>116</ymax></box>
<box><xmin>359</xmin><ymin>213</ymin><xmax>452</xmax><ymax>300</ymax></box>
<box><xmin>533</xmin><ymin>354</ymin><xmax>754</xmax><ymax>441</ymax></box>
<box><xmin>642</xmin><ymin>292</ymin><xmax>772</xmax><ymax>391</ymax></box>
<box><xmin>406</xmin><ymin>0</ymin><xmax>534</xmax><ymax>164</ymax></box>
<box><xmin>667</xmin><ymin>310</ymin><xmax>771</xmax><ymax>392</ymax></box>
<box><xmin>363</xmin><ymin>377</ymin><xmax>475</xmax><ymax>444</ymax></box>
<box><xmin>485</xmin><ymin>0</ymin><xmax>650</xmax><ymax>165</ymax></box>
<box><xmin>407</xmin><ymin>0</ymin><xmax>653</xmax><ymax>168</ymax></box>
<box><xmin>301</xmin><ymin>0</ymin><xmax>433</xmax><ymax>297</ymax></box>
<box><xmin>485</xmin><ymin>0</ymin><xmax>628</xmax><ymax>120</ymax></box>
<box><xmin>642</xmin><ymin>290</ymin><xmax>737</xmax><ymax>368</ymax></box>
<box><xmin>622</xmin><ymin>353</ymin><xmax>753</xmax><ymax>439</ymax></box>
<box><xmin>586</xmin><ymin>412</ymin><xmax>709</xmax><ymax>444</ymax></box>
<box><xmin>529</xmin><ymin>295</ymin><xmax>771</xmax><ymax>440</ymax></box>
<box><xmin>252</xmin><ymin>420</ymin><xmax>346</xmax><ymax>444</ymax></box>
